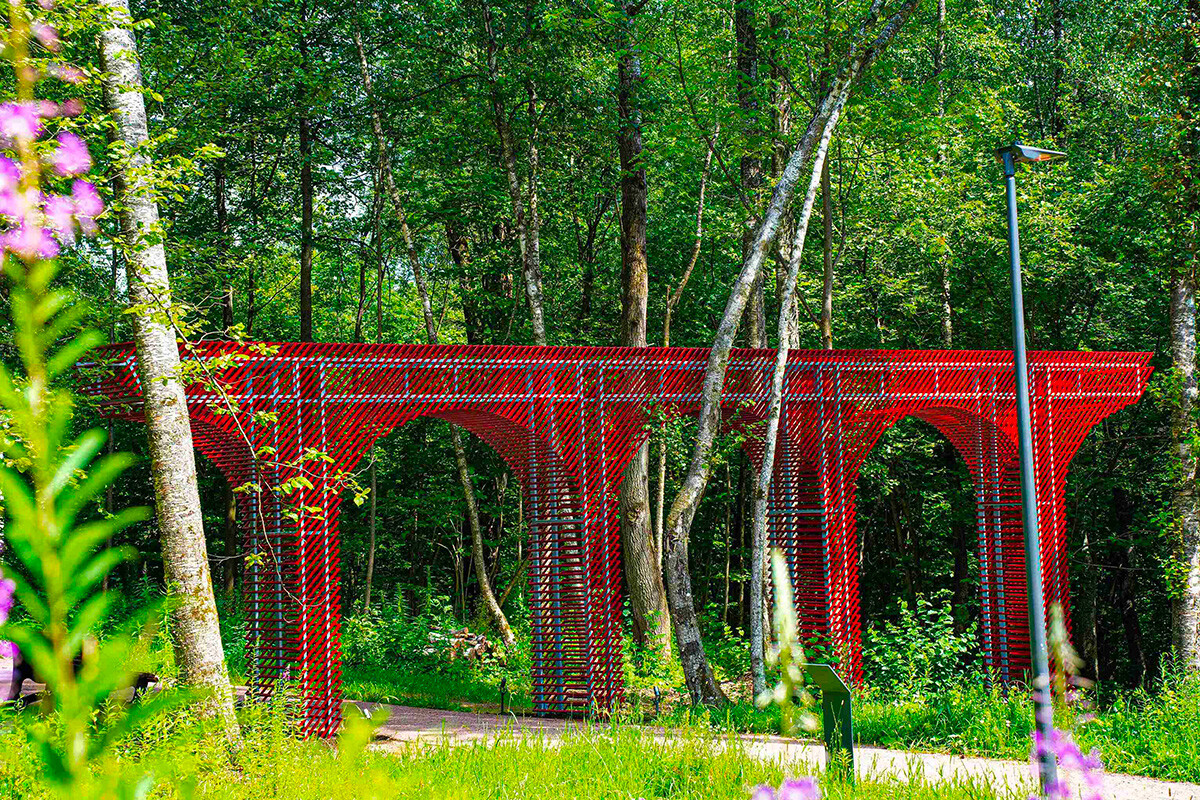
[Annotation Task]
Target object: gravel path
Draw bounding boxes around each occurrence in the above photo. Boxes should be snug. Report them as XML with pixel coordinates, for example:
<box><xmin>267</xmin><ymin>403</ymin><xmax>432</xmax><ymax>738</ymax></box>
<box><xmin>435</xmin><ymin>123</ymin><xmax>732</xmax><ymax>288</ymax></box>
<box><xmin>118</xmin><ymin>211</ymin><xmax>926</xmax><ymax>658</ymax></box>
<box><xmin>354</xmin><ymin>701</ymin><xmax>1200</xmax><ymax>800</ymax></box>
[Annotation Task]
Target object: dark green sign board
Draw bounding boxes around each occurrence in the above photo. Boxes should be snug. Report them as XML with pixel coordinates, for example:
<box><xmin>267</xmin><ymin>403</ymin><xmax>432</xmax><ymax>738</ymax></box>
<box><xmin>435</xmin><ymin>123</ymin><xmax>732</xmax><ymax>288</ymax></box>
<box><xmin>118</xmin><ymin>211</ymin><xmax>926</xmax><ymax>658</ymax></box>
<box><xmin>804</xmin><ymin>664</ymin><xmax>854</xmax><ymax>781</ymax></box>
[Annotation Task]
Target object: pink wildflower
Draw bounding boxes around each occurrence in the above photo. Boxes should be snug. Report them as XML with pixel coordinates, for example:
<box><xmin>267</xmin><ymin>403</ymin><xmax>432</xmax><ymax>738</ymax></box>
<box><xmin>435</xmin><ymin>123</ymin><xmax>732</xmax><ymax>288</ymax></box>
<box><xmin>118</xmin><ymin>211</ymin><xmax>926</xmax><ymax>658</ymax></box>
<box><xmin>58</xmin><ymin>98</ymin><xmax>84</xmax><ymax>117</ymax></box>
<box><xmin>32</xmin><ymin>22</ymin><xmax>59</xmax><ymax>52</ymax></box>
<box><xmin>0</xmin><ymin>102</ymin><xmax>43</xmax><ymax>142</ymax></box>
<box><xmin>43</xmin><ymin>193</ymin><xmax>76</xmax><ymax>243</ymax></box>
<box><xmin>3</xmin><ymin>221</ymin><xmax>59</xmax><ymax>260</ymax></box>
<box><xmin>777</xmin><ymin>778</ymin><xmax>820</xmax><ymax>800</ymax></box>
<box><xmin>0</xmin><ymin>186</ymin><xmax>39</xmax><ymax>225</ymax></box>
<box><xmin>0</xmin><ymin>157</ymin><xmax>20</xmax><ymax>192</ymax></box>
<box><xmin>51</xmin><ymin>132</ymin><xmax>91</xmax><ymax>176</ymax></box>
<box><xmin>1029</xmin><ymin>727</ymin><xmax>1104</xmax><ymax>800</ymax></box>
<box><xmin>751</xmin><ymin>778</ymin><xmax>820</xmax><ymax>800</ymax></box>
<box><xmin>0</xmin><ymin>577</ymin><xmax>14</xmax><ymax>618</ymax></box>
<box><xmin>72</xmin><ymin>180</ymin><xmax>101</xmax><ymax>234</ymax></box>
<box><xmin>48</xmin><ymin>63</ymin><xmax>85</xmax><ymax>85</ymax></box>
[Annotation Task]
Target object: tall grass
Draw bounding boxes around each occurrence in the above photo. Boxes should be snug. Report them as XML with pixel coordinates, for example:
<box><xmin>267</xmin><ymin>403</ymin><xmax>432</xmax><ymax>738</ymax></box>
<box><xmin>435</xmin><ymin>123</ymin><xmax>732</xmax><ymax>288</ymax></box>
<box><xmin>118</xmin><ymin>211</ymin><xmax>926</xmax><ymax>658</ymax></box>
<box><xmin>0</xmin><ymin>705</ymin><xmax>1025</xmax><ymax>799</ymax></box>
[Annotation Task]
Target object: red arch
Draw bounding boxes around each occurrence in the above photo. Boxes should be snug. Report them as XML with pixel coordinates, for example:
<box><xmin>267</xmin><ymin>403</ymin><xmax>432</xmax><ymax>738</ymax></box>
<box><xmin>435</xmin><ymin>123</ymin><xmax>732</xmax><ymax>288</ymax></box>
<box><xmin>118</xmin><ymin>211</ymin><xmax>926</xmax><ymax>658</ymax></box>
<box><xmin>83</xmin><ymin>342</ymin><xmax>1153</xmax><ymax>735</ymax></box>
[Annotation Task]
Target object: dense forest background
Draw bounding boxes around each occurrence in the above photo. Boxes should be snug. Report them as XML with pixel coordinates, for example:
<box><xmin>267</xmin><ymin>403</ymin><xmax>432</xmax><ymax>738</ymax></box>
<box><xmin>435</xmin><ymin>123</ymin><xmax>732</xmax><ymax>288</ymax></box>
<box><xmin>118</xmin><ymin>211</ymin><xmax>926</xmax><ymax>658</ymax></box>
<box><xmin>7</xmin><ymin>0</ymin><xmax>1196</xmax><ymax>694</ymax></box>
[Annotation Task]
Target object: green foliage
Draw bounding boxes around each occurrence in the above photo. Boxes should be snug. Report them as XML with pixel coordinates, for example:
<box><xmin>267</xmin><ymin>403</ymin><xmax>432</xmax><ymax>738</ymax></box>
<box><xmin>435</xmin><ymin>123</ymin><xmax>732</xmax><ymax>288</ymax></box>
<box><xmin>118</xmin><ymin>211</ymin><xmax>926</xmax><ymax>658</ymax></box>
<box><xmin>335</xmin><ymin>600</ymin><xmax>531</xmax><ymax>711</ymax></box>
<box><xmin>0</xmin><ymin>705</ymin><xmax>1027</xmax><ymax>799</ymax></box>
<box><xmin>862</xmin><ymin>592</ymin><xmax>982</xmax><ymax>697</ymax></box>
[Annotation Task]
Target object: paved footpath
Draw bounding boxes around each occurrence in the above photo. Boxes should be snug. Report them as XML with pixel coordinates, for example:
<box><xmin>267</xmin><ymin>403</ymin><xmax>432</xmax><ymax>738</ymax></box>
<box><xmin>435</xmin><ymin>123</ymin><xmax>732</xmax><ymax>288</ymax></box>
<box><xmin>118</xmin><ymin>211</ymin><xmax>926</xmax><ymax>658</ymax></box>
<box><xmin>352</xmin><ymin>701</ymin><xmax>1200</xmax><ymax>800</ymax></box>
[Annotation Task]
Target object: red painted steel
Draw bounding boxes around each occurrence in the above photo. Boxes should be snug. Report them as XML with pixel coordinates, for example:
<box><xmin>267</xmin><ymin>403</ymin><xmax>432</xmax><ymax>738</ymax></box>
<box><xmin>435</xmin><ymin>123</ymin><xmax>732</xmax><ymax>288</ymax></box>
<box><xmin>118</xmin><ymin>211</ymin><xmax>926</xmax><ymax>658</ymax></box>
<box><xmin>82</xmin><ymin>343</ymin><xmax>1152</xmax><ymax>736</ymax></box>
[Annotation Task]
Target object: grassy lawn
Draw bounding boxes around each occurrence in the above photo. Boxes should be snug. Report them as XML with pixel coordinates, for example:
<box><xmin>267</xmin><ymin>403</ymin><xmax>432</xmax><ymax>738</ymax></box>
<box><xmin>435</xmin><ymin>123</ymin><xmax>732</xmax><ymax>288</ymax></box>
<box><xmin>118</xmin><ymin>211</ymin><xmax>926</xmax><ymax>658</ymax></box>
<box><xmin>333</xmin><ymin>659</ymin><xmax>1200</xmax><ymax>785</ymax></box>
<box><xmin>341</xmin><ymin>664</ymin><xmax>530</xmax><ymax>713</ymax></box>
<box><xmin>0</xmin><ymin>706</ymin><xmax>1026</xmax><ymax>799</ymax></box>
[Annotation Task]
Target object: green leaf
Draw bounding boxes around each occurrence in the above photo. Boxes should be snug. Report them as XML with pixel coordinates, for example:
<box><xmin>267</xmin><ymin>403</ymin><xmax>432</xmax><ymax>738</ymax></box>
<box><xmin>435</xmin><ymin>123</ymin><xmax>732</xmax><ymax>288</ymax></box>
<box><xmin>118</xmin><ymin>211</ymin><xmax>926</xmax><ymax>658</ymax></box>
<box><xmin>47</xmin><ymin>429</ymin><xmax>107</xmax><ymax>503</ymax></box>
<box><xmin>61</xmin><ymin>510</ymin><xmax>145</xmax><ymax>578</ymax></box>
<box><xmin>59</xmin><ymin>451</ymin><xmax>140</xmax><ymax>529</ymax></box>
<box><xmin>62</xmin><ymin>592</ymin><xmax>114</xmax><ymax>664</ymax></box>
<box><xmin>66</xmin><ymin>545</ymin><xmax>139</xmax><ymax>607</ymax></box>
<box><xmin>46</xmin><ymin>330</ymin><xmax>105</xmax><ymax>379</ymax></box>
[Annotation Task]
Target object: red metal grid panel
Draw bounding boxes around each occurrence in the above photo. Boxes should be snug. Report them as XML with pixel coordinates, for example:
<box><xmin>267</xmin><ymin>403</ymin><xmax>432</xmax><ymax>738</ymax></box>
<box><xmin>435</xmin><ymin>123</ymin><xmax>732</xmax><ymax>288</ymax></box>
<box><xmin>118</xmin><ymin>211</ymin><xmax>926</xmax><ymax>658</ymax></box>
<box><xmin>80</xmin><ymin>343</ymin><xmax>1153</xmax><ymax>735</ymax></box>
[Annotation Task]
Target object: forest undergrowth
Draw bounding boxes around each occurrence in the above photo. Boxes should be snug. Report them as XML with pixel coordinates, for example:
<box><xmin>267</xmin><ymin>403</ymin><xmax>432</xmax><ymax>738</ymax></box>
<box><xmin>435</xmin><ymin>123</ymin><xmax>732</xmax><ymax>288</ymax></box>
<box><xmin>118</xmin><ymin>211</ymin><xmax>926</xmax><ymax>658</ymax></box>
<box><xmin>249</xmin><ymin>590</ymin><xmax>1200</xmax><ymax>785</ymax></box>
<box><xmin>0</xmin><ymin>701</ymin><xmax>1027</xmax><ymax>800</ymax></box>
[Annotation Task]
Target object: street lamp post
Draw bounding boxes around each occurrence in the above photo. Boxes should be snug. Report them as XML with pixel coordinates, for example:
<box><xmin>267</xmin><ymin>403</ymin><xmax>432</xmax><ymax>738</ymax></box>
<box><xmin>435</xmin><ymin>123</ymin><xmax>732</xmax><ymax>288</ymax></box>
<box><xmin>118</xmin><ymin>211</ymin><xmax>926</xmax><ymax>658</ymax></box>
<box><xmin>995</xmin><ymin>141</ymin><xmax>1065</xmax><ymax>796</ymax></box>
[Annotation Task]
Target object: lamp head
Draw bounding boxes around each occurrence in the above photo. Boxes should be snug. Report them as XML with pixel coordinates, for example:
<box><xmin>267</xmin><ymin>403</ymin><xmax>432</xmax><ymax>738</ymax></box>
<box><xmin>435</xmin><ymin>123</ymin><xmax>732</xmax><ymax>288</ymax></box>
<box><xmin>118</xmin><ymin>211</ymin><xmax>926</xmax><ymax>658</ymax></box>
<box><xmin>995</xmin><ymin>142</ymin><xmax>1066</xmax><ymax>165</ymax></box>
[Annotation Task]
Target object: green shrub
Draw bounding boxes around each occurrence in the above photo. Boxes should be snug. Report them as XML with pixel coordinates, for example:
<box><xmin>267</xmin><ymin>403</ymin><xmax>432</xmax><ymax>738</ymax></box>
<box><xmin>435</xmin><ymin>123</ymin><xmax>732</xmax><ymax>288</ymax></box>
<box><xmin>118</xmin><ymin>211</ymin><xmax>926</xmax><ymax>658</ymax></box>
<box><xmin>862</xmin><ymin>592</ymin><xmax>982</xmax><ymax>697</ymax></box>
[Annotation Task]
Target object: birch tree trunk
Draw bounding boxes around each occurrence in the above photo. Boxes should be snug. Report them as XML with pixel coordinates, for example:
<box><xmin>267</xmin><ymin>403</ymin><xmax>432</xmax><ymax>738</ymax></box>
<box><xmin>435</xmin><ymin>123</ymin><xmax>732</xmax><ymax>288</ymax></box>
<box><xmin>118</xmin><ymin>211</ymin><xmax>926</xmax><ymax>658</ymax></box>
<box><xmin>819</xmin><ymin>158</ymin><xmax>835</xmax><ymax>349</ymax></box>
<box><xmin>656</xmin><ymin>136</ymin><xmax>715</xmax><ymax>555</ymax></box>
<box><xmin>98</xmin><ymin>0</ymin><xmax>240</xmax><ymax>743</ymax></box>
<box><xmin>749</xmin><ymin>96</ymin><xmax>844</xmax><ymax>704</ymax></box>
<box><xmin>355</xmin><ymin>31</ymin><xmax>514</xmax><ymax>646</ymax></box>
<box><xmin>480</xmin><ymin>3</ymin><xmax>546</xmax><ymax>345</ymax></box>
<box><xmin>662</xmin><ymin>0</ymin><xmax>919</xmax><ymax>704</ymax></box>
<box><xmin>1171</xmin><ymin>270</ymin><xmax>1200</xmax><ymax>667</ymax></box>
<box><xmin>1173</xmin><ymin>0</ymin><xmax>1200</xmax><ymax>669</ymax></box>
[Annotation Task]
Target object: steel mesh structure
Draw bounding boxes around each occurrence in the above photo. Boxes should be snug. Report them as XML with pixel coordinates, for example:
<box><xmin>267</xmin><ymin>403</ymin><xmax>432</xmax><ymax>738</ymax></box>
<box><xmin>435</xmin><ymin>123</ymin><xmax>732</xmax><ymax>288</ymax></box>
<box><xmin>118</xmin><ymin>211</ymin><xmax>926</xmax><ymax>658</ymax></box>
<box><xmin>84</xmin><ymin>342</ymin><xmax>1152</xmax><ymax>736</ymax></box>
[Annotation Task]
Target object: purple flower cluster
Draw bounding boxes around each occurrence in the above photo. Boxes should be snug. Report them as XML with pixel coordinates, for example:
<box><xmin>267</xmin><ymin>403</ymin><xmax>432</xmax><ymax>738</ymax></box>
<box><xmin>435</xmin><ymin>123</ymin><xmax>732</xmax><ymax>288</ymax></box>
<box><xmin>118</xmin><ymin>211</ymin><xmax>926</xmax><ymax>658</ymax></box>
<box><xmin>0</xmin><ymin>100</ymin><xmax>100</xmax><ymax>261</ymax></box>
<box><xmin>0</xmin><ymin>11</ymin><xmax>99</xmax><ymax>266</ymax></box>
<box><xmin>751</xmin><ymin>777</ymin><xmax>820</xmax><ymax>800</ymax></box>
<box><xmin>1</xmin><ymin>576</ymin><xmax>14</xmax><ymax>659</ymax></box>
<box><xmin>1030</xmin><ymin>727</ymin><xmax>1104</xmax><ymax>800</ymax></box>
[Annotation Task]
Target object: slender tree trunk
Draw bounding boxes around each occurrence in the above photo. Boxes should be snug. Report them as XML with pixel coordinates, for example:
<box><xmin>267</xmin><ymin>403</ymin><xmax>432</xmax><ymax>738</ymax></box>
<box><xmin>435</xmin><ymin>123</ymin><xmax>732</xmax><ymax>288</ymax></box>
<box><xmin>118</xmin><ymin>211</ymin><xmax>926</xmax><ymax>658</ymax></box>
<box><xmin>1114</xmin><ymin>488</ymin><xmax>1148</xmax><ymax>685</ymax></box>
<box><xmin>480</xmin><ymin>3</ymin><xmax>546</xmax><ymax>345</ymax></box>
<box><xmin>355</xmin><ymin>162</ymin><xmax>384</xmax><ymax>345</ymax></box>
<box><xmin>246</xmin><ymin>258</ymin><xmax>256</xmax><ymax>335</ymax></box>
<box><xmin>614</xmin><ymin>0</ymin><xmax>669</xmax><ymax>656</ymax></box>
<box><xmin>737</xmin><ymin>0</ymin><xmax>766</xmax><ymax>351</ymax></box>
<box><xmin>736</xmin><ymin>0</ymin><xmax>771</xmax><ymax>698</ymax></box>
<box><xmin>98</xmin><ymin>0</ymin><xmax>240</xmax><ymax>744</ymax></box>
<box><xmin>524</xmin><ymin>80</ymin><xmax>547</xmax><ymax>344</ymax></box>
<box><xmin>355</xmin><ymin>30</ymin><xmax>514</xmax><ymax>646</ymax></box>
<box><xmin>364</xmin><ymin>459</ymin><xmax>377</xmax><ymax>610</ymax></box>
<box><xmin>750</xmin><ymin>80</ymin><xmax>841</xmax><ymax>701</ymax></box>
<box><xmin>1171</xmin><ymin>269</ymin><xmax>1200</xmax><ymax>666</ymax></box>
<box><xmin>722</xmin><ymin>463</ymin><xmax>733</xmax><ymax>626</ymax></box>
<box><xmin>934</xmin><ymin>0</ymin><xmax>953</xmax><ymax>348</ymax></box>
<box><xmin>222</xmin><ymin>484</ymin><xmax>237</xmax><ymax>598</ymax></box>
<box><xmin>656</xmin><ymin>135</ymin><xmax>716</xmax><ymax>558</ymax></box>
<box><xmin>663</xmin><ymin>0</ymin><xmax>918</xmax><ymax>705</ymax></box>
<box><xmin>819</xmin><ymin>157</ymin><xmax>834</xmax><ymax>349</ymax></box>
<box><xmin>769</xmin><ymin>13</ymin><xmax>798</xmax><ymax>348</ymax></box>
<box><xmin>298</xmin><ymin>74</ymin><xmax>314</xmax><ymax>341</ymax></box>
<box><xmin>1173</xmin><ymin>0</ymin><xmax>1200</xmax><ymax>669</ymax></box>
<box><xmin>215</xmin><ymin>156</ymin><xmax>234</xmax><ymax>334</ymax></box>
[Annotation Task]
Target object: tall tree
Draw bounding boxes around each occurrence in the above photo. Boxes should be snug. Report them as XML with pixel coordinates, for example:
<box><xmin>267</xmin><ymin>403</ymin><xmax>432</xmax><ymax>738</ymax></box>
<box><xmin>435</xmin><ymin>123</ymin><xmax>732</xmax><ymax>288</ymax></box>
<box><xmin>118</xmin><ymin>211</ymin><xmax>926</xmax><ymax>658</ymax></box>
<box><xmin>298</xmin><ymin>1</ymin><xmax>315</xmax><ymax>342</ymax></box>
<box><xmin>98</xmin><ymin>0</ymin><xmax>240</xmax><ymax>743</ymax></box>
<box><xmin>615</xmin><ymin>0</ymin><xmax>670</xmax><ymax>657</ymax></box>
<box><xmin>737</xmin><ymin>0</ymin><xmax>767</xmax><ymax>351</ymax></box>
<box><xmin>662</xmin><ymin>0</ymin><xmax>920</xmax><ymax>703</ymax></box>
<box><xmin>355</xmin><ymin>29</ymin><xmax>515</xmax><ymax>645</ymax></box>
<box><xmin>1172</xmin><ymin>0</ymin><xmax>1200</xmax><ymax>667</ymax></box>
<box><xmin>481</xmin><ymin>1</ymin><xmax>546</xmax><ymax>345</ymax></box>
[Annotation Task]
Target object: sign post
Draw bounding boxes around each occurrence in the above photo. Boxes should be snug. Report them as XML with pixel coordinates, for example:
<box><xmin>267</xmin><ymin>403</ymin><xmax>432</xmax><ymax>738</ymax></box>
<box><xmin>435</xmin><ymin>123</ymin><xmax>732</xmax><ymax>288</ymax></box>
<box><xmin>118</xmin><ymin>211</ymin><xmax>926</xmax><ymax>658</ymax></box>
<box><xmin>804</xmin><ymin>664</ymin><xmax>854</xmax><ymax>782</ymax></box>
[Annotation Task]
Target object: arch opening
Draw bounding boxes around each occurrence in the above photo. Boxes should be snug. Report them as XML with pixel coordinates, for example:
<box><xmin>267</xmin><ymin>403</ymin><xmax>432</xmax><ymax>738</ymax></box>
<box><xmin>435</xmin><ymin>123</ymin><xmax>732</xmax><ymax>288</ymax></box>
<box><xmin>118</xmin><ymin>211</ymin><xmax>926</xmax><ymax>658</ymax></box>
<box><xmin>855</xmin><ymin>415</ymin><xmax>981</xmax><ymax>688</ymax></box>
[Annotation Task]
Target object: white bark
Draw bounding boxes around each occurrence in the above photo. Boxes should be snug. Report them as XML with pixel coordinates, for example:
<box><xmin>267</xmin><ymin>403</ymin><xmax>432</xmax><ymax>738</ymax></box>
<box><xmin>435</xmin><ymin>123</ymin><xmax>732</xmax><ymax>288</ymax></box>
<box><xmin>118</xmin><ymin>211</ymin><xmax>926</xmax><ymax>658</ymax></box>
<box><xmin>749</xmin><ymin>97</ymin><xmax>843</xmax><ymax>699</ymax></box>
<box><xmin>480</xmin><ymin>3</ymin><xmax>546</xmax><ymax>345</ymax></box>
<box><xmin>1171</xmin><ymin>271</ymin><xmax>1200</xmax><ymax>667</ymax></box>
<box><xmin>98</xmin><ymin>0</ymin><xmax>240</xmax><ymax>743</ymax></box>
<box><xmin>662</xmin><ymin>0</ymin><xmax>918</xmax><ymax>705</ymax></box>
